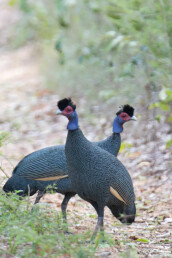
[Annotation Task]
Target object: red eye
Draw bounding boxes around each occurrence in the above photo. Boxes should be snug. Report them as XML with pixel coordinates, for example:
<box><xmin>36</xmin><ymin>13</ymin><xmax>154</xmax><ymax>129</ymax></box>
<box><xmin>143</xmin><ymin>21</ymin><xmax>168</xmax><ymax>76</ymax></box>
<box><xmin>64</xmin><ymin>106</ymin><xmax>73</xmax><ymax>114</ymax></box>
<box><xmin>120</xmin><ymin>113</ymin><xmax>129</xmax><ymax>120</ymax></box>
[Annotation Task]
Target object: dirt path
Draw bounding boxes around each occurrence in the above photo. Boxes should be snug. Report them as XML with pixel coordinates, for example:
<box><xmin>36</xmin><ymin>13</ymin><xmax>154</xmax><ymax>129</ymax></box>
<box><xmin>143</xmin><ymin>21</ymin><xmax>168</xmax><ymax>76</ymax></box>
<box><xmin>0</xmin><ymin>1</ymin><xmax>172</xmax><ymax>257</ymax></box>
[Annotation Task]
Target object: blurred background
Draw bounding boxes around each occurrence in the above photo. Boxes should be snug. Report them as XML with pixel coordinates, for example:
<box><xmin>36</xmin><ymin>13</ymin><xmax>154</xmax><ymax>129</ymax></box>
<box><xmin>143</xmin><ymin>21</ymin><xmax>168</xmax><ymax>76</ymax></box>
<box><xmin>0</xmin><ymin>0</ymin><xmax>171</xmax><ymax>168</ymax></box>
<box><xmin>0</xmin><ymin>0</ymin><xmax>172</xmax><ymax>256</ymax></box>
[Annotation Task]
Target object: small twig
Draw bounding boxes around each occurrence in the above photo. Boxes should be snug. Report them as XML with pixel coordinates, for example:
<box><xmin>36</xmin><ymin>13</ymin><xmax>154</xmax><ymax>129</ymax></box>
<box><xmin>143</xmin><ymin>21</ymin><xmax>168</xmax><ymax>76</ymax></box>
<box><xmin>0</xmin><ymin>166</ymin><xmax>10</xmax><ymax>178</ymax></box>
<box><xmin>157</xmin><ymin>232</ymin><xmax>171</xmax><ymax>238</ymax></box>
<box><xmin>27</xmin><ymin>184</ymin><xmax>31</xmax><ymax>211</ymax></box>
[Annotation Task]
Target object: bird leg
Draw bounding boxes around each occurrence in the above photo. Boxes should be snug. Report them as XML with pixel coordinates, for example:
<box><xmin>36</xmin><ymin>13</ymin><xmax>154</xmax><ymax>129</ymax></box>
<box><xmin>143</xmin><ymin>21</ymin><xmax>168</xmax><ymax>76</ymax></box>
<box><xmin>34</xmin><ymin>190</ymin><xmax>45</xmax><ymax>205</ymax></box>
<box><xmin>91</xmin><ymin>207</ymin><xmax>104</xmax><ymax>241</ymax></box>
<box><xmin>61</xmin><ymin>192</ymin><xmax>75</xmax><ymax>221</ymax></box>
<box><xmin>61</xmin><ymin>192</ymin><xmax>75</xmax><ymax>233</ymax></box>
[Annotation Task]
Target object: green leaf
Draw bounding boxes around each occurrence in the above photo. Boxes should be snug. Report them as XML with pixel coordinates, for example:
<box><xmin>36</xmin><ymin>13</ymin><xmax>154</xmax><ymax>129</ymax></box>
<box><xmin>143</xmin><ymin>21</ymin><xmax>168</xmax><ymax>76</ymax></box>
<box><xmin>120</xmin><ymin>142</ymin><xmax>132</xmax><ymax>153</ymax></box>
<box><xmin>155</xmin><ymin>115</ymin><xmax>161</xmax><ymax>122</ymax></box>
<box><xmin>149</xmin><ymin>102</ymin><xmax>160</xmax><ymax>109</ymax></box>
<box><xmin>137</xmin><ymin>238</ymin><xmax>150</xmax><ymax>243</ymax></box>
<box><xmin>166</xmin><ymin>139</ymin><xmax>172</xmax><ymax>149</ymax></box>
<box><xmin>159</xmin><ymin>103</ymin><xmax>170</xmax><ymax>111</ymax></box>
<box><xmin>149</xmin><ymin>102</ymin><xmax>170</xmax><ymax>111</ymax></box>
<box><xmin>167</xmin><ymin>116</ymin><xmax>172</xmax><ymax>122</ymax></box>
<box><xmin>8</xmin><ymin>0</ymin><xmax>18</xmax><ymax>6</ymax></box>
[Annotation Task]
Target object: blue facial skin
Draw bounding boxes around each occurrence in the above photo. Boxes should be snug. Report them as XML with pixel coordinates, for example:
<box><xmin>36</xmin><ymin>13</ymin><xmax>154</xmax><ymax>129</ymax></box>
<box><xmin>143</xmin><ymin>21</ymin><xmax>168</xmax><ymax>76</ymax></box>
<box><xmin>113</xmin><ymin>116</ymin><xmax>124</xmax><ymax>133</ymax></box>
<box><xmin>67</xmin><ymin>111</ymin><xmax>79</xmax><ymax>130</ymax></box>
<box><xmin>67</xmin><ymin>112</ymin><xmax>125</xmax><ymax>132</ymax></box>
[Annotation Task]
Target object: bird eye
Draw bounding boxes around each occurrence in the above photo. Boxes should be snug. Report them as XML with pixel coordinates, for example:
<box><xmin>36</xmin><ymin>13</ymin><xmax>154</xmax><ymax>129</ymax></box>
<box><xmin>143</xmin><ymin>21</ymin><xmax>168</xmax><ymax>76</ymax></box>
<box><xmin>66</xmin><ymin>106</ymin><xmax>73</xmax><ymax>112</ymax></box>
<box><xmin>120</xmin><ymin>113</ymin><xmax>129</xmax><ymax>120</ymax></box>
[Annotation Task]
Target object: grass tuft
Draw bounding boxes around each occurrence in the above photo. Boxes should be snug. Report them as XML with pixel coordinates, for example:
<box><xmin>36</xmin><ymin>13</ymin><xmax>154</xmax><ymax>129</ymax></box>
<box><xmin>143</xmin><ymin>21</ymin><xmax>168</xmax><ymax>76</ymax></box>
<box><xmin>0</xmin><ymin>190</ymin><xmax>97</xmax><ymax>257</ymax></box>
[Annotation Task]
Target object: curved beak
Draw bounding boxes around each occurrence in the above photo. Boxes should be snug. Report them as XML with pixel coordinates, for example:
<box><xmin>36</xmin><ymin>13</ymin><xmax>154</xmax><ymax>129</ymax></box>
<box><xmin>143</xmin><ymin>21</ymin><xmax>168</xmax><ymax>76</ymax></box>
<box><xmin>130</xmin><ymin>115</ymin><xmax>137</xmax><ymax>121</ymax></box>
<box><xmin>56</xmin><ymin>109</ymin><xmax>62</xmax><ymax>115</ymax></box>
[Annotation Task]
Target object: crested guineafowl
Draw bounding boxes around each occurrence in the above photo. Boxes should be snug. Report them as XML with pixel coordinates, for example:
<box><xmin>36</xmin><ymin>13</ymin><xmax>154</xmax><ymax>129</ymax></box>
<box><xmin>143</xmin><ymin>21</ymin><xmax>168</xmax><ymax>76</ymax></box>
<box><xmin>3</xmin><ymin>103</ymin><xmax>136</xmax><ymax>222</ymax></box>
<box><xmin>56</xmin><ymin>98</ymin><xmax>136</xmax><ymax>238</ymax></box>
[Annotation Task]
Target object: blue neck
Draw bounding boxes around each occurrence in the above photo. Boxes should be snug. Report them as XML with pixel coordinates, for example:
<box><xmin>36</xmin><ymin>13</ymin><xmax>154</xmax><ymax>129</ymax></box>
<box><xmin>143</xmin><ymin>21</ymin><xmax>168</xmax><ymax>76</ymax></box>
<box><xmin>113</xmin><ymin>116</ymin><xmax>123</xmax><ymax>133</ymax></box>
<box><xmin>67</xmin><ymin>111</ymin><xmax>79</xmax><ymax>130</ymax></box>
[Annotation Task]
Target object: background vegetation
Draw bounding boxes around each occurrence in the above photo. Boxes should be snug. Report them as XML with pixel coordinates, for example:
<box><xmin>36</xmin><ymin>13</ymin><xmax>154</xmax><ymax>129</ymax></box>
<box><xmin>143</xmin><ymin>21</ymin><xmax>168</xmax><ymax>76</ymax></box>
<box><xmin>9</xmin><ymin>0</ymin><xmax>172</xmax><ymax>119</ymax></box>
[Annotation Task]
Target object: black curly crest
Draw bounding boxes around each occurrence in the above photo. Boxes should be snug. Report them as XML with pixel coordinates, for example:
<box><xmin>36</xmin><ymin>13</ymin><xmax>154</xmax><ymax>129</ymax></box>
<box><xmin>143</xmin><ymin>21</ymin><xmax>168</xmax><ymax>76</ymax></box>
<box><xmin>116</xmin><ymin>104</ymin><xmax>134</xmax><ymax>117</ymax></box>
<box><xmin>57</xmin><ymin>98</ymin><xmax>76</xmax><ymax>111</ymax></box>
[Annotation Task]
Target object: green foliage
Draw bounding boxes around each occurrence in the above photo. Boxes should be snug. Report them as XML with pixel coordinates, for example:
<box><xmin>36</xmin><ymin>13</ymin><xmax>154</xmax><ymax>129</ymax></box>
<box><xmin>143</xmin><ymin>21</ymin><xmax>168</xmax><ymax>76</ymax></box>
<box><xmin>119</xmin><ymin>141</ymin><xmax>132</xmax><ymax>154</ymax></box>
<box><xmin>8</xmin><ymin>0</ymin><xmax>172</xmax><ymax>115</ymax></box>
<box><xmin>150</xmin><ymin>88</ymin><xmax>172</xmax><ymax>109</ymax></box>
<box><xmin>0</xmin><ymin>191</ymin><xmax>115</xmax><ymax>256</ymax></box>
<box><xmin>45</xmin><ymin>183</ymin><xmax>58</xmax><ymax>194</ymax></box>
<box><xmin>0</xmin><ymin>190</ymin><xmax>97</xmax><ymax>257</ymax></box>
<box><xmin>166</xmin><ymin>139</ymin><xmax>172</xmax><ymax>148</ymax></box>
<box><xmin>150</xmin><ymin>87</ymin><xmax>172</xmax><ymax>122</ymax></box>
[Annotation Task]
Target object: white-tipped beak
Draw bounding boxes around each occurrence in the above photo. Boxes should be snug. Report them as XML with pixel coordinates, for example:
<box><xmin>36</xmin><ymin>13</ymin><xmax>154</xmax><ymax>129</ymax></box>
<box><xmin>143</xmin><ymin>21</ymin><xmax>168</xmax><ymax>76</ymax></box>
<box><xmin>130</xmin><ymin>115</ymin><xmax>137</xmax><ymax>121</ymax></box>
<box><xmin>56</xmin><ymin>109</ymin><xmax>62</xmax><ymax>115</ymax></box>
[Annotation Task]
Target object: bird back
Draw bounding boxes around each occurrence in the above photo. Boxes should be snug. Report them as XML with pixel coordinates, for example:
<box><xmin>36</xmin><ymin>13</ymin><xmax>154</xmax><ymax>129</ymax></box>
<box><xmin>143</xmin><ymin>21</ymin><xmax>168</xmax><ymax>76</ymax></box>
<box><xmin>13</xmin><ymin>145</ymin><xmax>67</xmax><ymax>179</ymax></box>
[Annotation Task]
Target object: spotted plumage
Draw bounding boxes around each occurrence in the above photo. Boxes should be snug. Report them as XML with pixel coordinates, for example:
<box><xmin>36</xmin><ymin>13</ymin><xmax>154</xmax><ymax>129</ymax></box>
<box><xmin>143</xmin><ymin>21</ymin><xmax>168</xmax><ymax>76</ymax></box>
<box><xmin>57</xmin><ymin>98</ymin><xmax>136</xmax><ymax>237</ymax></box>
<box><xmin>3</xmin><ymin>99</ymin><xmax>136</xmax><ymax>224</ymax></box>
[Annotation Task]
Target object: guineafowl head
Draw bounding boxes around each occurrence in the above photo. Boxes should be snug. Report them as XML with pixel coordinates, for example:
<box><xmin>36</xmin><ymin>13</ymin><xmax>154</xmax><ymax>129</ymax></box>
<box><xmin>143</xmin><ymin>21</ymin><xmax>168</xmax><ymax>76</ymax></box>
<box><xmin>116</xmin><ymin>104</ymin><xmax>136</xmax><ymax>123</ymax></box>
<box><xmin>113</xmin><ymin>104</ymin><xmax>136</xmax><ymax>133</ymax></box>
<box><xmin>56</xmin><ymin>98</ymin><xmax>78</xmax><ymax>130</ymax></box>
<box><xmin>57</xmin><ymin>98</ymin><xmax>76</xmax><ymax>116</ymax></box>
